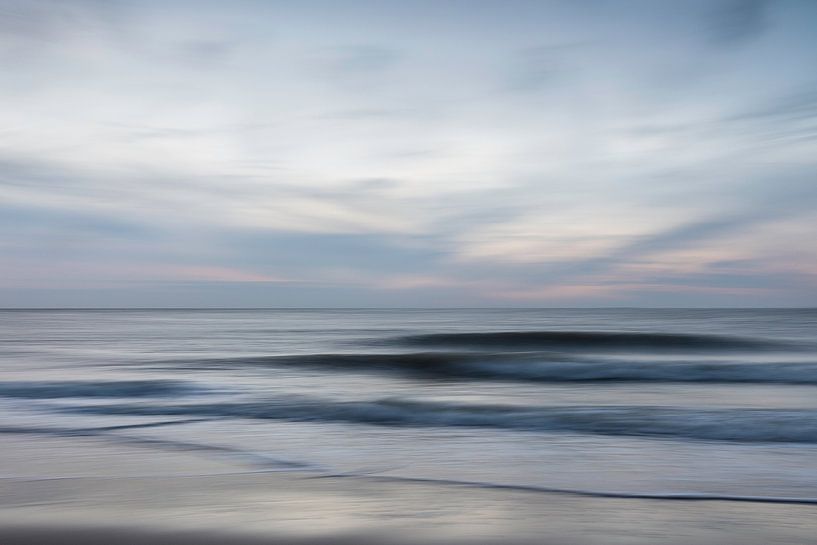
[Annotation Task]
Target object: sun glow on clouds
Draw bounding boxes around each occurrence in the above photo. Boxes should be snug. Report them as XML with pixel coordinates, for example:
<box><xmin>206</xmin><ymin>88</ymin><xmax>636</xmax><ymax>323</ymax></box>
<box><xmin>1</xmin><ymin>0</ymin><xmax>816</xmax><ymax>307</ymax></box>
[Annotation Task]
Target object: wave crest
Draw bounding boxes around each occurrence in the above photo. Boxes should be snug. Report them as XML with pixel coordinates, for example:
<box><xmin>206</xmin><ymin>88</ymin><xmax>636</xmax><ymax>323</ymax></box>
<box><xmin>180</xmin><ymin>352</ymin><xmax>817</xmax><ymax>384</ymax></box>
<box><xmin>394</xmin><ymin>331</ymin><xmax>791</xmax><ymax>352</ymax></box>
<box><xmin>67</xmin><ymin>397</ymin><xmax>817</xmax><ymax>443</ymax></box>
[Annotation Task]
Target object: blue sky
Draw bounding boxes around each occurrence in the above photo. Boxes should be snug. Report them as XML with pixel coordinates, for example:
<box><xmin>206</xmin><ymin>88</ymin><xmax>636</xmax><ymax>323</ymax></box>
<box><xmin>1</xmin><ymin>0</ymin><xmax>816</xmax><ymax>307</ymax></box>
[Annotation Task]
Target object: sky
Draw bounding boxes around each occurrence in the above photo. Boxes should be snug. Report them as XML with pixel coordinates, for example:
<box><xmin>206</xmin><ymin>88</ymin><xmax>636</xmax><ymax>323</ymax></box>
<box><xmin>1</xmin><ymin>0</ymin><xmax>816</xmax><ymax>307</ymax></box>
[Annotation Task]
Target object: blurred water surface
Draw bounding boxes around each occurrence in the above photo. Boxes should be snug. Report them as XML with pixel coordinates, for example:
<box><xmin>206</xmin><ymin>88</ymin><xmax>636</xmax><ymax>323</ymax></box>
<box><xmin>2</xmin><ymin>308</ymin><xmax>817</xmax><ymax>499</ymax></box>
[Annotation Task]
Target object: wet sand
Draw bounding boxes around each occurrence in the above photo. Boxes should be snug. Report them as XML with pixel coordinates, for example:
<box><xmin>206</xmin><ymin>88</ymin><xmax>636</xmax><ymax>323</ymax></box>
<box><xmin>1</xmin><ymin>434</ymin><xmax>817</xmax><ymax>544</ymax></box>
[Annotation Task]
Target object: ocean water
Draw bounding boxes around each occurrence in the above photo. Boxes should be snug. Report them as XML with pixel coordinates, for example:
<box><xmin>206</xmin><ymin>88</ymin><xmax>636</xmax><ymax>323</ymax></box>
<box><xmin>2</xmin><ymin>308</ymin><xmax>817</xmax><ymax>502</ymax></box>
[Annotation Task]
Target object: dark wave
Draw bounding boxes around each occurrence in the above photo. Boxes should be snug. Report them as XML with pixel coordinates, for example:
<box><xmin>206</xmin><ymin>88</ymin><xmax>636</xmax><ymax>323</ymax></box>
<box><xmin>186</xmin><ymin>352</ymin><xmax>488</xmax><ymax>372</ymax></box>
<box><xmin>179</xmin><ymin>352</ymin><xmax>817</xmax><ymax>384</ymax></box>
<box><xmin>433</xmin><ymin>358</ymin><xmax>817</xmax><ymax>384</ymax></box>
<box><xmin>66</xmin><ymin>397</ymin><xmax>817</xmax><ymax>443</ymax></box>
<box><xmin>182</xmin><ymin>352</ymin><xmax>526</xmax><ymax>378</ymax></box>
<box><xmin>0</xmin><ymin>380</ymin><xmax>202</xmax><ymax>399</ymax></box>
<box><xmin>393</xmin><ymin>331</ymin><xmax>792</xmax><ymax>352</ymax></box>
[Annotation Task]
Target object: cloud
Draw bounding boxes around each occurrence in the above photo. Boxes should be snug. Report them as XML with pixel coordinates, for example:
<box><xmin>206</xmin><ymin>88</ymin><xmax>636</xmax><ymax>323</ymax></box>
<box><xmin>1</xmin><ymin>0</ymin><xmax>816</xmax><ymax>306</ymax></box>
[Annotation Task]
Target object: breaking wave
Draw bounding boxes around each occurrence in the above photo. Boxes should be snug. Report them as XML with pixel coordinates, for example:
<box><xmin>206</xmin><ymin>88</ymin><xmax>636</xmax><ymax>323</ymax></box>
<box><xmin>179</xmin><ymin>352</ymin><xmax>817</xmax><ymax>384</ymax></box>
<box><xmin>66</xmin><ymin>397</ymin><xmax>817</xmax><ymax>443</ymax></box>
<box><xmin>392</xmin><ymin>331</ymin><xmax>792</xmax><ymax>352</ymax></box>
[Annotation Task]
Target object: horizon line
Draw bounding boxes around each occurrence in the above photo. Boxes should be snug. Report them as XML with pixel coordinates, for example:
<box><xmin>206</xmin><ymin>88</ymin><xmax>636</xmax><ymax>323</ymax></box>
<box><xmin>1</xmin><ymin>307</ymin><xmax>815</xmax><ymax>311</ymax></box>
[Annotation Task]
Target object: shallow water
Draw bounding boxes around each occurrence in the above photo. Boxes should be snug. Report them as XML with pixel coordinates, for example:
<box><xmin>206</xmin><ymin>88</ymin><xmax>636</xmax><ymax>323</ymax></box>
<box><xmin>2</xmin><ymin>308</ymin><xmax>817</xmax><ymax>500</ymax></box>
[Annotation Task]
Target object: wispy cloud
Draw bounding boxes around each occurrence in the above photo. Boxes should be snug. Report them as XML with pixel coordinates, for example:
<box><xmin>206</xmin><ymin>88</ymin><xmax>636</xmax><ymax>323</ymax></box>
<box><xmin>1</xmin><ymin>0</ymin><xmax>816</xmax><ymax>306</ymax></box>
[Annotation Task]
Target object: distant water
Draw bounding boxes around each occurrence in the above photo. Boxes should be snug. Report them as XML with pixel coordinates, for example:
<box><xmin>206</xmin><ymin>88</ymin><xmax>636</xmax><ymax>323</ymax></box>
<box><xmin>2</xmin><ymin>309</ymin><xmax>817</xmax><ymax>501</ymax></box>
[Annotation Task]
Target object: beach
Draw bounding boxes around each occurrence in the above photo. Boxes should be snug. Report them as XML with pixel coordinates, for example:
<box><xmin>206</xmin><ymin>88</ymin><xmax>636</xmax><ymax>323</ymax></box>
<box><xmin>2</xmin><ymin>433</ymin><xmax>817</xmax><ymax>545</ymax></box>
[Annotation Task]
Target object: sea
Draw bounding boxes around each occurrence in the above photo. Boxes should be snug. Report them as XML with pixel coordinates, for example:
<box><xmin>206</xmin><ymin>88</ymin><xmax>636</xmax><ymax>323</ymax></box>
<box><xmin>2</xmin><ymin>308</ymin><xmax>817</xmax><ymax>503</ymax></box>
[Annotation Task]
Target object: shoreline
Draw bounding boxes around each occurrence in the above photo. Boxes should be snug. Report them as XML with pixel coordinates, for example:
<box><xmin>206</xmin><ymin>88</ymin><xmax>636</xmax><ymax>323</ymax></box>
<box><xmin>2</xmin><ymin>434</ymin><xmax>817</xmax><ymax>545</ymax></box>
